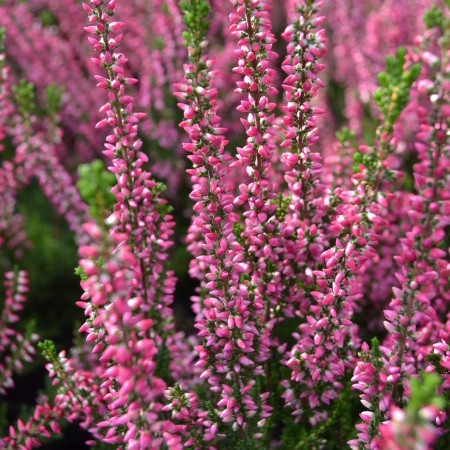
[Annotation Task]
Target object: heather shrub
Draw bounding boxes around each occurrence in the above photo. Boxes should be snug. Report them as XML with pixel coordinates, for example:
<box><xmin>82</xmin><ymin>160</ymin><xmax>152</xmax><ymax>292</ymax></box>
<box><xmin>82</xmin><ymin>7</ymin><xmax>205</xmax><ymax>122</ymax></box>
<box><xmin>0</xmin><ymin>1</ymin><xmax>448</xmax><ymax>449</ymax></box>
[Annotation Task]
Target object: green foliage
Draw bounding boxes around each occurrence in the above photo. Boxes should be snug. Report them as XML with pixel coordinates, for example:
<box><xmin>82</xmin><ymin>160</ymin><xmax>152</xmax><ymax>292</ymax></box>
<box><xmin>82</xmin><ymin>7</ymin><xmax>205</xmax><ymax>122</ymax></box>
<box><xmin>374</xmin><ymin>47</ymin><xmax>421</xmax><ymax>130</ymax></box>
<box><xmin>90</xmin><ymin>442</ymin><xmax>116</xmax><ymax>450</ymax></box>
<box><xmin>368</xmin><ymin>337</ymin><xmax>382</xmax><ymax>368</ymax></box>
<box><xmin>272</xmin><ymin>317</ymin><xmax>301</xmax><ymax>347</ymax></box>
<box><xmin>407</xmin><ymin>373</ymin><xmax>448</xmax><ymax>449</ymax></box>
<box><xmin>10</xmin><ymin>78</ymin><xmax>63</xmax><ymax>128</ymax></box>
<box><xmin>0</xmin><ymin>27</ymin><xmax>5</xmax><ymax>53</ymax></box>
<box><xmin>152</xmin><ymin>181</ymin><xmax>168</xmax><ymax>196</ymax></box>
<box><xmin>274</xmin><ymin>193</ymin><xmax>291</xmax><ymax>222</ymax></box>
<box><xmin>424</xmin><ymin>5</ymin><xmax>444</xmax><ymax>30</ymax></box>
<box><xmin>44</xmin><ymin>84</ymin><xmax>64</xmax><ymax>120</ymax></box>
<box><xmin>436</xmin><ymin>432</ymin><xmax>450</xmax><ymax>450</ymax></box>
<box><xmin>16</xmin><ymin>182</ymin><xmax>81</xmax><ymax>344</ymax></box>
<box><xmin>38</xmin><ymin>339</ymin><xmax>58</xmax><ymax>364</ymax></box>
<box><xmin>408</xmin><ymin>373</ymin><xmax>445</xmax><ymax>416</ymax></box>
<box><xmin>326</xmin><ymin>80</ymin><xmax>347</xmax><ymax>128</ymax></box>
<box><xmin>233</xmin><ymin>221</ymin><xmax>245</xmax><ymax>246</ymax></box>
<box><xmin>74</xmin><ymin>257</ymin><xmax>103</xmax><ymax>282</ymax></box>
<box><xmin>38</xmin><ymin>339</ymin><xmax>69</xmax><ymax>387</ymax></box>
<box><xmin>180</xmin><ymin>0</ymin><xmax>210</xmax><ymax>48</ymax></box>
<box><xmin>154</xmin><ymin>339</ymin><xmax>174</xmax><ymax>385</ymax></box>
<box><xmin>425</xmin><ymin>352</ymin><xmax>446</xmax><ymax>375</ymax></box>
<box><xmin>352</xmin><ymin>152</ymin><xmax>362</xmax><ymax>173</ymax></box>
<box><xmin>12</xmin><ymin>79</ymin><xmax>35</xmax><ymax>119</ymax></box>
<box><xmin>350</xmin><ymin>44</ymin><xmax>421</xmax><ymax>176</ymax></box>
<box><xmin>152</xmin><ymin>181</ymin><xmax>174</xmax><ymax>217</ymax></box>
<box><xmin>40</xmin><ymin>10</ymin><xmax>58</xmax><ymax>27</ymax></box>
<box><xmin>77</xmin><ymin>159</ymin><xmax>115</xmax><ymax>222</ymax></box>
<box><xmin>0</xmin><ymin>401</ymin><xmax>6</xmax><ymax>435</ymax></box>
<box><xmin>281</xmin><ymin>383</ymin><xmax>360</xmax><ymax>449</ymax></box>
<box><xmin>74</xmin><ymin>265</ymin><xmax>88</xmax><ymax>282</ymax></box>
<box><xmin>335</xmin><ymin>127</ymin><xmax>355</xmax><ymax>147</ymax></box>
<box><xmin>352</xmin><ymin>150</ymin><xmax>378</xmax><ymax>174</ymax></box>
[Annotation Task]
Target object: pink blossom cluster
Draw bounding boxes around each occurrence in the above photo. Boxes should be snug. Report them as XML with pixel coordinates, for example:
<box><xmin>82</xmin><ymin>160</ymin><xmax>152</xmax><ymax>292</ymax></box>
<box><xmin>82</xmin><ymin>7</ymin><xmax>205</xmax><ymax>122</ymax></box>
<box><xmin>0</xmin><ymin>0</ymin><xmax>448</xmax><ymax>449</ymax></box>
<box><xmin>350</xmin><ymin>20</ymin><xmax>449</xmax><ymax>449</ymax></box>
<box><xmin>0</xmin><ymin>401</ymin><xmax>64</xmax><ymax>449</ymax></box>
<box><xmin>377</xmin><ymin>403</ymin><xmax>442</xmax><ymax>450</ymax></box>
<box><xmin>0</xmin><ymin>271</ymin><xmax>38</xmax><ymax>394</ymax></box>
<box><xmin>0</xmin><ymin>30</ymin><xmax>89</xmax><ymax>251</ymax></box>
<box><xmin>326</xmin><ymin>0</ymin><xmax>434</xmax><ymax>133</ymax></box>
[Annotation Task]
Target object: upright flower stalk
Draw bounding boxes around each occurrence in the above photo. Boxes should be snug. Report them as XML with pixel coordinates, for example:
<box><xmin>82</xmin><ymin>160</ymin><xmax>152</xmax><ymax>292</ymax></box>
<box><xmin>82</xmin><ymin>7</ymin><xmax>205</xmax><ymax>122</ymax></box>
<box><xmin>0</xmin><ymin>28</ymin><xmax>12</xmax><ymax>153</ymax></box>
<box><xmin>84</xmin><ymin>0</ymin><xmax>176</xmax><ymax>322</ymax></box>
<box><xmin>277</xmin><ymin>0</ymin><xmax>328</xmax><ymax>318</ymax></box>
<box><xmin>0</xmin><ymin>161</ymin><xmax>28</xmax><ymax>259</ymax></box>
<box><xmin>280</xmin><ymin>0</ymin><xmax>326</xmax><ymax>225</ymax></box>
<box><xmin>0</xmin><ymin>31</ymin><xmax>28</xmax><ymax>258</ymax></box>
<box><xmin>80</xmin><ymin>1</ymin><xmax>179</xmax><ymax>447</ymax></box>
<box><xmin>383</xmin><ymin>36</ymin><xmax>448</xmax><ymax>404</ymax></box>
<box><xmin>177</xmin><ymin>0</ymin><xmax>271</xmax><ymax>440</ymax></box>
<box><xmin>227</xmin><ymin>0</ymin><xmax>283</xmax><ymax>436</ymax></box>
<box><xmin>230</xmin><ymin>0</ymin><xmax>279</xmax><ymax>307</ymax></box>
<box><xmin>0</xmin><ymin>270</ymin><xmax>38</xmax><ymax>394</ymax></box>
<box><xmin>230</xmin><ymin>0</ymin><xmax>280</xmax><ymax>324</ymax></box>
<box><xmin>175</xmin><ymin>0</ymin><xmax>235</xmax><ymax>282</ymax></box>
<box><xmin>77</xmin><ymin>222</ymin><xmax>170</xmax><ymax>447</ymax></box>
<box><xmin>278</xmin><ymin>0</ymin><xmax>336</xmax><ymax>423</ymax></box>
<box><xmin>231</xmin><ymin>0</ymin><xmax>280</xmax><ymax>334</ymax></box>
<box><xmin>287</xmin><ymin>47</ymin><xmax>422</xmax><ymax>423</ymax></box>
<box><xmin>351</xmin><ymin>16</ymin><xmax>449</xmax><ymax>449</ymax></box>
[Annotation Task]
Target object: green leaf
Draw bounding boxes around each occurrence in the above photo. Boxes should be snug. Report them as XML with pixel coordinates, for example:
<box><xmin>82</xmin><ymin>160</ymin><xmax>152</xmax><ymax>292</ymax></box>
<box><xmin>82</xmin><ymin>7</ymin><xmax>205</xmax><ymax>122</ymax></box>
<box><xmin>12</xmin><ymin>79</ymin><xmax>36</xmax><ymax>118</ymax></box>
<box><xmin>0</xmin><ymin>28</ymin><xmax>5</xmax><ymax>54</ymax></box>
<box><xmin>74</xmin><ymin>266</ymin><xmax>88</xmax><ymax>282</ymax></box>
<box><xmin>45</xmin><ymin>84</ymin><xmax>65</xmax><ymax>118</ymax></box>
<box><xmin>77</xmin><ymin>159</ymin><xmax>115</xmax><ymax>222</ymax></box>
<box><xmin>38</xmin><ymin>339</ymin><xmax>57</xmax><ymax>362</ymax></box>
<box><xmin>180</xmin><ymin>0</ymin><xmax>211</xmax><ymax>48</ymax></box>
<box><xmin>424</xmin><ymin>5</ymin><xmax>444</xmax><ymax>29</ymax></box>
<box><xmin>406</xmin><ymin>373</ymin><xmax>445</xmax><ymax>419</ymax></box>
<box><xmin>377</xmin><ymin>72</ymin><xmax>389</xmax><ymax>88</ymax></box>
<box><xmin>374</xmin><ymin>47</ymin><xmax>421</xmax><ymax>131</ymax></box>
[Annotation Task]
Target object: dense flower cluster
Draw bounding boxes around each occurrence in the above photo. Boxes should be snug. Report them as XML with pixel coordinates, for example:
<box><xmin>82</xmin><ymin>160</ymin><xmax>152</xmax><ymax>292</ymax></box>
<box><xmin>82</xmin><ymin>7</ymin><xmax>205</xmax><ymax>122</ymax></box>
<box><xmin>350</xmin><ymin>17</ymin><xmax>449</xmax><ymax>448</ymax></box>
<box><xmin>0</xmin><ymin>271</ymin><xmax>38</xmax><ymax>395</ymax></box>
<box><xmin>0</xmin><ymin>0</ymin><xmax>448</xmax><ymax>449</ymax></box>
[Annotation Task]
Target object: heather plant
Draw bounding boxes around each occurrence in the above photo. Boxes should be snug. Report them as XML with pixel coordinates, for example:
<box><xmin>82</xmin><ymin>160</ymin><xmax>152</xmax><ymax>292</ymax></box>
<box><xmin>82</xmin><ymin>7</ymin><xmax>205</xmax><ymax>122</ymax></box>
<box><xmin>0</xmin><ymin>1</ymin><xmax>448</xmax><ymax>450</ymax></box>
<box><xmin>376</xmin><ymin>373</ymin><xmax>445</xmax><ymax>450</ymax></box>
